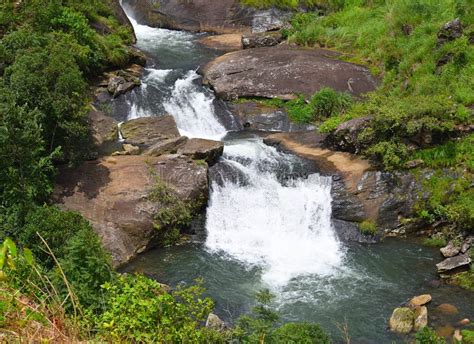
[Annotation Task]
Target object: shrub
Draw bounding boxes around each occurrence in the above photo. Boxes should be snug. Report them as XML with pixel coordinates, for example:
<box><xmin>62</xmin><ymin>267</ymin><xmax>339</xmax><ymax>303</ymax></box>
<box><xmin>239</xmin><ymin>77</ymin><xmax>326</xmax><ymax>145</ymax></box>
<box><xmin>415</xmin><ymin>327</ymin><xmax>446</xmax><ymax>344</ymax></box>
<box><xmin>271</xmin><ymin>322</ymin><xmax>332</xmax><ymax>343</ymax></box>
<box><xmin>95</xmin><ymin>275</ymin><xmax>216</xmax><ymax>343</ymax></box>
<box><xmin>358</xmin><ymin>220</ymin><xmax>377</xmax><ymax>235</ymax></box>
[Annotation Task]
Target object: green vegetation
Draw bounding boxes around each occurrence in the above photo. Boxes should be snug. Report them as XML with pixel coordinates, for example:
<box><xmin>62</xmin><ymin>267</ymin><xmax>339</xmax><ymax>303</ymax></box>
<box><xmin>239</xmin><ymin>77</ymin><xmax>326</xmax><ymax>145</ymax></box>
<box><xmin>148</xmin><ymin>171</ymin><xmax>205</xmax><ymax>246</ymax></box>
<box><xmin>277</xmin><ymin>0</ymin><xmax>473</xmax><ymax>234</ymax></box>
<box><xmin>422</xmin><ymin>233</ymin><xmax>447</xmax><ymax>248</ymax></box>
<box><xmin>358</xmin><ymin>220</ymin><xmax>377</xmax><ymax>235</ymax></box>
<box><xmin>462</xmin><ymin>330</ymin><xmax>474</xmax><ymax>344</ymax></box>
<box><xmin>415</xmin><ymin>327</ymin><xmax>446</xmax><ymax>344</ymax></box>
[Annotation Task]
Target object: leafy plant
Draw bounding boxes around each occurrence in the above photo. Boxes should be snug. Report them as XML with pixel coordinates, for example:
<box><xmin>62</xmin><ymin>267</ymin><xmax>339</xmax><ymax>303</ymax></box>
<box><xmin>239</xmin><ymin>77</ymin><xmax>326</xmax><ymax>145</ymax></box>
<box><xmin>415</xmin><ymin>327</ymin><xmax>446</xmax><ymax>344</ymax></box>
<box><xmin>358</xmin><ymin>220</ymin><xmax>377</xmax><ymax>235</ymax></box>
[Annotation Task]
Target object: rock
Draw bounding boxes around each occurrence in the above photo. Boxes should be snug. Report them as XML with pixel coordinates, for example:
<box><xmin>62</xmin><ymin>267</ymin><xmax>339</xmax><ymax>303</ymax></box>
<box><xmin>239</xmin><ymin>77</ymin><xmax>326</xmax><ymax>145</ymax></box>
<box><xmin>107</xmin><ymin>76</ymin><xmax>126</xmax><ymax>95</ymax></box>
<box><xmin>263</xmin><ymin>131</ymin><xmax>421</xmax><ymax>235</ymax></box>
<box><xmin>206</xmin><ymin>313</ymin><xmax>226</xmax><ymax>331</ymax></box>
<box><xmin>332</xmin><ymin>219</ymin><xmax>378</xmax><ymax>244</ymax></box>
<box><xmin>438</xmin><ymin>18</ymin><xmax>463</xmax><ymax>45</ymax></box>
<box><xmin>199</xmin><ymin>34</ymin><xmax>242</xmax><ymax>51</ymax></box>
<box><xmin>459</xmin><ymin>318</ymin><xmax>470</xmax><ymax>326</ymax></box>
<box><xmin>121</xmin><ymin>116</ymin><xmax>180</xmax><ymax>147</ymax></box>
<box><xmin>326</xmin><ymin>116</ymin><xmax>373</xmax><ymax>154</ymax></box>
<box><xmin>453</xmin><ymin>329</ymin><xmax>462</xmax><ymax>342</ymax></box>
<box><xmin>178</xmin><ymin>138</ymin><xmax>224</xmax><ymax>165</ymax></box>
<box><xmin>435</xmin><ymin>303</ymin><xmax>459</xmax><ymax>315</ymax></box>
<box><xmin>461</xmin><ymin>237</ymin><xmax>473</xmax><ymax>254</ymax></box>
<box><xmin>128</xmin><ymin>47</ymin><xmax>147</xmax><ymax>66</ymax></box>
<box><xmin>440</xmin><ymin>241</ymin><xmax>461</xmax><ymax>258</ymax></box>
<box><xmin>414</xmin><ymin>306</ymin><xmax>428</xmax><ymax>331</ymax></box>
<box><xmin>389</xmin><ymin>307</ymin><xmax>414</xmax><ymax>334</ymax></box>
<box><xmin>203</xmin><ymin>47</ymin><xmax>378</xmax><ymax>101</ymax></box>
<box><xmin>436</xmin><ymin>252</ymin><xmax>471</xmax><ymax>273</ymax></box>
<box><xmin>122</xmin><ymin>0</ymin><xmax>292</xmax><ymax>34</ymax></box>
<box><xmin>112</xmin><ymin>144</ymin><xmax>141</xmax><ymax>156</ymax></box>
<box><xmin>242</xmin><ymin>31</ymin><xmax>284</xmax><ymax>49</ymax></box>
<box><xmin>115</xmin><ymin>81</ymin><xmax>137</xmax><ymax>98</ymax></box>
<box><xmin>409</xmin><ymin>294</ymin><xmax>432</xmax><ymax>308</ymax></box>
<box><xmin>144</xmin><ymin>136</ymin><xmax>189</xmax><ymax>157</ymax></box>
<box><xmin>52</xmin><ymin>155</ymin><xmax>208</xmax><ymax>267</ymax></box>
<box><xmin>229</xmin><ymin>101</ymin><xmax>314</xmax><ymax>132</ymax></box>
<box><xmin>88</xmin><ymin>109</ymin><xmax>121</xmax><ymax>156</ymax></box>
<box><xmin>405</xmin><ymin>159</ymin><xmax>425</xmax><ymax>169</ymax></box>
<box><xmin>436</xmin><ymin>325</ymin><xmax>455</xmax><ymax>337</ymax></box>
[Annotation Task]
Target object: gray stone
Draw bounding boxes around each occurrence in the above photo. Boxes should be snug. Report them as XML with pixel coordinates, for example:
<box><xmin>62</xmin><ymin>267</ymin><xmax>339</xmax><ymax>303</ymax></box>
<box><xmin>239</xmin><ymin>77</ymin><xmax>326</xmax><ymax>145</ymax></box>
<box><xmin>206</xmin><ymin>313</ymin><xmax>226</xmax><ymax>331</ymax></box>
<box><xmin>436</xmin><ymin>252</ymin><xmax>471</xmax><ymax>273</ymax></box>
<box><xmin>440</xmin><ymin>241</ymin><xmax>461</xmax><ymax>258</ymax></box>
<box><xmin>144</xmin><ymin>136</ymin><xmax>189</xmax><ymax>157</ymax></box>
<box><xmin>203</xmin><ymin>47</ymin><xmax>378</xmax><ymax>101</ymax></box>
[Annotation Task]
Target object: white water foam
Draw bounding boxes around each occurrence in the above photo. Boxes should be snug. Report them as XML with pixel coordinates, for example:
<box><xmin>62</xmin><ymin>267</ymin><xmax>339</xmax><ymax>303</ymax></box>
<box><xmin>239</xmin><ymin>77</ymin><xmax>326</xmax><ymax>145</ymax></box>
<box><xmin>164</xmin><ymin>70</ymin><xmax>227</xmax><ymax>140</ymax></box>
<box><xmin>206</xmin><ymin>140</ymin><xmax>344</xmax><ymax>287</ymax></box>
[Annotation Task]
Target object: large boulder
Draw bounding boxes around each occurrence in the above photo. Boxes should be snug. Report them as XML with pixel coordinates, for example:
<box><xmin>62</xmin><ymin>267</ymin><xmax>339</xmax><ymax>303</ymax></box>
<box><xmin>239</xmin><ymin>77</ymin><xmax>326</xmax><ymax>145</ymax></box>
<box><xmin>203</xmin><ymin>47</ymin><xmax>378</xmax><ymax>100</ymax></box>
<box><xmin>436</xmin><ymin>252</ymin><xmax>471</xmax><ymax>274</ymax></box>
<box><xmin>52</xmin><ymin>155</ymin><xmax>208</xmax><ymax>267</ymax></box>
<box><xmin>326</xmin><ymin>116</ymin><xmax>373</xmax><ymax>153</ymax></box>
<box><xmin>122</xmin><ymin>0</ymin><xmax>292</xmax><ymax>34</ymax></box>
<box><xmin>121</xmin><ymin>115</ymin><xmax>180</xmax><ymax>147</ymax></box>
<box><xmin>178</xmin><ymin>138</ymin><xmax>224</xmax><ymax>165</ymax></box>
<box><xmin>389</xmin><ymin>307</ymin><xmax>415</xmax><ymax>334</ymax></box>
<box><xmin>88</xmin><ymin>109</ymin><xmax>122</xmax><ymax>156</ymax></box>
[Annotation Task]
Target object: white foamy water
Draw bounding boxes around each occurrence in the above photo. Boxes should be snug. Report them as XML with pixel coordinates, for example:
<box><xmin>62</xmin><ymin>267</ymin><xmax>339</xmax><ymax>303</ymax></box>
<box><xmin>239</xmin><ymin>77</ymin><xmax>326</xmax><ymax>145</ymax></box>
<box><xmin>206</xmin><ymin>140</ymin><xmax>344</xmax><ymax>287</ymax></box>
<box><xmin>164</xmin><ymin>70</ymin><xmax>227</xmax><ymax>140</ymax></box>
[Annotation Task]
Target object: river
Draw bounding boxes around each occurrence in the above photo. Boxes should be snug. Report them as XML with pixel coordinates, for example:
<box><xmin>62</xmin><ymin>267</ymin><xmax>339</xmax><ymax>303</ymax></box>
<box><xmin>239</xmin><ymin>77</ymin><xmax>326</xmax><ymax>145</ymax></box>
<box><xmin>113</xmin><ymin>5</ymin><xmax>474</xmax><ymax>342</ymax></box>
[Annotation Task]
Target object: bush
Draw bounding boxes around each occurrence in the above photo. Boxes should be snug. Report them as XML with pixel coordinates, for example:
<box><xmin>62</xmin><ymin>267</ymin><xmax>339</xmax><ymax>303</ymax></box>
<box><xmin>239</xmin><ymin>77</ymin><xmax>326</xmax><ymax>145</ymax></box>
<box><xmin>415</xmin><ymin>327</ymin><xmax>446</xmax><ymax>344</ymax></box>
<box><xmin>358</xmin><ymin>220</ymin><xmax>377</xmax><ymax>235</ymax></box>
<box><xmin>272</xmin><ymin>322</ymin><xmax>332</xmax><ymax>343</ymax></box>
<box><xmin>94</xmin><ymin>275</ymin><xmax>216</xmax><ymax>342</ymax></box>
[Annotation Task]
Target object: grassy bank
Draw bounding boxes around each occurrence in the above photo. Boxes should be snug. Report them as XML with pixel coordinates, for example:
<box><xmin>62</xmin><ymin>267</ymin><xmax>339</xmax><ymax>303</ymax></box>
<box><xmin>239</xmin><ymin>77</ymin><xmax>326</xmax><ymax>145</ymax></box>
<box><xmin>245</xmin><ymin>0</ymin><xmax>473</xmax><ymax>237</ymax></box>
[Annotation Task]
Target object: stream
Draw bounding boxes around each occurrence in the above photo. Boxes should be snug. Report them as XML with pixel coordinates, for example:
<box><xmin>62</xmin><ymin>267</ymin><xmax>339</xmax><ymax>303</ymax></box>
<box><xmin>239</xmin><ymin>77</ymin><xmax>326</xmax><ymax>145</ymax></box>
<box><xmin>114</xmin><ymin>5</ymin><xmax>474</xmax><ymax>343</ymax></box>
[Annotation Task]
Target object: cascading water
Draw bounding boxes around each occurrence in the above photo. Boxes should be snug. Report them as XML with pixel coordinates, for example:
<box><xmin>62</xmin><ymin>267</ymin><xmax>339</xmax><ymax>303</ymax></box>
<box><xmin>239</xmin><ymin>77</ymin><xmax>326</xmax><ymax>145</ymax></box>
<box><xmin>206</xmin><ymin>139</ymin><xmax>343</xmax><ymax>286</ymax></box>
<box><xmin>119</xmin><ymin>4</ymin><xmax>474</xmax><ymax>341</ymax></box>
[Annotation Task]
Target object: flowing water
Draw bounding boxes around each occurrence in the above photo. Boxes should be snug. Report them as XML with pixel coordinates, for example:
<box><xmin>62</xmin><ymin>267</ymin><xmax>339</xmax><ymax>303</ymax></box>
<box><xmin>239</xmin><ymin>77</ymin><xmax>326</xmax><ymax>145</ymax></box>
<box><xmin>116</xmin><ymin>5</ymin><xmax>474</xmax><ymax>342</ymax></box>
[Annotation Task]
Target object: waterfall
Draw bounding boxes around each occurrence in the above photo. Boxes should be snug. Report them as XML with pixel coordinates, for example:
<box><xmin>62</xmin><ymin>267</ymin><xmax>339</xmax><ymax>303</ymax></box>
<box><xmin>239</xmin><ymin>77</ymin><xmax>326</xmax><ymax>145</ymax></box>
<box><xmin>206</xmin><ymin>139</ymin><xmax>344</xmax><ymax>287</ymax></box>
<box><xmin>163</xmin><ymin>71</ymin><xmax>227</xmax><ymax>140</ymax></box>
<box><xmin>121</xmin><ymin>3</ymin><xmax>344</xmax><ymax>289</ymax></box>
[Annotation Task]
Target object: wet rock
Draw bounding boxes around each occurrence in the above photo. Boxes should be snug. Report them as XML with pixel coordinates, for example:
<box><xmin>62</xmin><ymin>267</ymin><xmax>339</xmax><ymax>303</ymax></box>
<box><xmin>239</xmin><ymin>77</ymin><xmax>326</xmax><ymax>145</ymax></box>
<box><xmin>128</xmin><ymin>47</ymin><xmax>147</xmax><ymax>66</ymax></box>
<box><xmin>440</xmin><ymin>241</ymin><xmax>461</xmax><ymax>258</ymax></box>
<box><xmin>389</xmin><ymin>307</ymin><xmax>414</xmax><ymax>334</ymax></box>
<box><xmin>435</xmin><ymin>303</ymin><xmax>459</xmax><ymax>315</ymax></box>
<box><xmin>206</xmin><ymin>313</ymin><xmax>226</xmax><ymax>331</ymax></box>
<box><xmin>437</xmin><ymin>18</ymin><xmax>463</xmax><ymax>45</ymax></box>
<box><xmin>121</xmin><ymin>116</ymin><xmax>180</xmax><ymax>148</ymax></box>
<box><xmin>331</xmin><ymin>178</ymin><xmax>366</xmax><ymax>223</ymax></box>
<box><xmin>229</xmin><ymin>101</ymin><xmax>314</xmax><ymax>132</ymax></box>
<box><xmin>409</xmin><ymin>294</ymin><xmax>432</xmax><ymax>308</ymax></box>
<box><xmin>242</xmin><ymin>31</ymin><xmax>284</xmax><ymax>49</ymax></box>
<box><xmin>107</xmin><ymin>75</ymin><xmax>140</xmax><ymax>98</ymax></box>
<box><xmin>52</xmin><ymin>155</ymin><xmax>208</xmax><ymax>267</ymax></box>
<box><xmin>209</xmin><ymin>160</ymin><xmax>250</xmax><ymax>187</ymax></box>
<box><xmin>332</xmin><ymin>219</ymin><xmax>378</xmax><ymax>244</ymax></box>
<box><xmin>122</xmin><ymin>0</ymin><xmax>292</xmax><ymax>34</ymax></box>
<box><xmin>436</xmin><ymin>252</ymin><xmax>471</xmax><ymax>273</ymax></box>
<box><xmin>144</xmin><ymin>136</ymin><xmax>189</xmax><ymax>157</ymax></box>
<box><xmin>198</xmin><ymin>34</ymin><xmax>242</xmax><ymax>51</ymax></box>
<box><xmin>414</xmin><ymin>306</ymin><xmax>428</xmax><ymax>331</ymax></box>
<box><xmin>178</xmin><ymin>138</ymin><xmax>224</xmax><ymax>165</ymax></box>
<box><xmin>436</xmin><ymin>325</ymin><xmax>455</xmax><ymax>337</ymax></box>
<box><xmin>203</xmin><ymin>47</ymin><xmax>378</xmax><ymax>100</ymax></box>
<box><xmin>326</xmin><ymin>116</ymin><xmax>373</xmax><ymax>153</ymax></box>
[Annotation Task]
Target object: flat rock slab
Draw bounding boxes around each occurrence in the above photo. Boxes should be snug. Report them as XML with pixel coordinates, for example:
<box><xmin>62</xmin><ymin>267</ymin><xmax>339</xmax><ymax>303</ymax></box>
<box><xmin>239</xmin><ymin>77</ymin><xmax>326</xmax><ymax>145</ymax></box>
<box><xmin>436</xmin><ymin>252</ymin><xmax>471</xmax><ymax>273</ymax></box>
<box><xmin>203</xmin><ymin>47</ymin><xmax>379</xmax><ymax>100</ymax></box>
<box><xmin>178</xmin><ymin>138</ymin><xmax>224</xmax><ymax>165</ymax></box>
<box><xmin>52</xmin><ymin>155</ymin><xmax>208</xmax><ymax>267</ymax></box>
<box><xmin>121</xmin><ymin>115</ymin><xmax>180</xmax><ymax>147</ymax></box>
<box><xmin>198</xmin><ymin>34</ymin><xmax>242</xmax><ymax>51</ymax></box>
